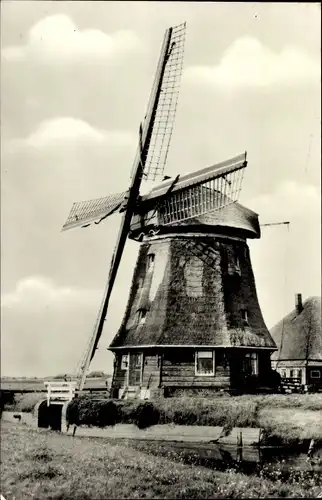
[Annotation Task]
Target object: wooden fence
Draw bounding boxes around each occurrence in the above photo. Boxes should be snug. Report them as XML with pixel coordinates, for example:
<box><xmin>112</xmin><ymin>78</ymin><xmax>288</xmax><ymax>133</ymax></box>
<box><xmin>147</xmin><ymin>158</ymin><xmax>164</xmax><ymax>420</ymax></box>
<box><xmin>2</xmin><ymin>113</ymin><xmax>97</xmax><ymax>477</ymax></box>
<box><xmin>44</xmin><ymin>381</ymin><xmax>77</xmax><ymax>405</ymax></box>
<box><xmin>280</xmin><ymin>377</ymin><xmax>302</xmax><ymax>393</ymax></box>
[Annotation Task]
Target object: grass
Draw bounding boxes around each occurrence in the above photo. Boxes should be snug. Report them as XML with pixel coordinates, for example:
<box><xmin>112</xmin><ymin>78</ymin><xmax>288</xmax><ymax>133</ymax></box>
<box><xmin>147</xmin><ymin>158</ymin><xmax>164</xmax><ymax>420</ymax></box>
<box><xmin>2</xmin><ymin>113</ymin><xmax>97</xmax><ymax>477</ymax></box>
<box><xmin>1</xmin><ymin>421</ymin><xmax>321</xmax><ymax>499</ymax></box>
<box><xmin>5</xmin><ymin>392</ymin><xmax>45</xmax><ymax>412</ymax></box>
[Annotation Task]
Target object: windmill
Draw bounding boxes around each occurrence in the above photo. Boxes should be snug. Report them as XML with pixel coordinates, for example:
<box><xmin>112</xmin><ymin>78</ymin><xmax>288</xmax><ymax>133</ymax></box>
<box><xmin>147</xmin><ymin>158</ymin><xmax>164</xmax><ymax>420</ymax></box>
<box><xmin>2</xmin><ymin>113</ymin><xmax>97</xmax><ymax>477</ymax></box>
<box><xmin>63</xmin><ymin>23</ymin><xmax>277</xmax><ymax>397</ymax></box>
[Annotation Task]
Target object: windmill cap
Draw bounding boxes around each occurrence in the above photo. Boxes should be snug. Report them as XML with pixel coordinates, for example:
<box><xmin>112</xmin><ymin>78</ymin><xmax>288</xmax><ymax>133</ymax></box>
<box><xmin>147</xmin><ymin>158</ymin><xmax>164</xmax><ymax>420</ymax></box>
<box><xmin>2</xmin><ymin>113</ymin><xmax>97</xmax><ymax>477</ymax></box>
<box><xmin>130</xmin><ymin>200</ymin><xmax>261</xmax><ymax>240</ymax></box>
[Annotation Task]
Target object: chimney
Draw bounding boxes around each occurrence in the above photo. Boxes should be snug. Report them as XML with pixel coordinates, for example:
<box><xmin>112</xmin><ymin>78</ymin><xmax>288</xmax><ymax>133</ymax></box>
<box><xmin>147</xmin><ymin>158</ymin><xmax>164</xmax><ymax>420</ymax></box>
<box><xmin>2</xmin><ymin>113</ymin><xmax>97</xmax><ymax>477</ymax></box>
<box><xmin>295</xmin><ymin>293</ymin><xmax>303</xmax><ymax>314</ymax></box>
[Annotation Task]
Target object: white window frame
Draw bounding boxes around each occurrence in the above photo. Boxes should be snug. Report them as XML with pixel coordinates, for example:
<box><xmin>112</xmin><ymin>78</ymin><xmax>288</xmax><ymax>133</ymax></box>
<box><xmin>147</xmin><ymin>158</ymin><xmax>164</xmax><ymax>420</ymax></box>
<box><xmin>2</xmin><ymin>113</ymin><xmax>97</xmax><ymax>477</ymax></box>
<box><xmin>147</xmin><ymin>253</ymin><xmax>155</xmax><ymax>270</ymax></box>
<box><xmin>195</xmin><ymin>351</ymin><xmax>215</xmax><ymax>376</ymax></box>
<box><xmin>245</xmin><ymin>352</ymin><xmax>258</xmax><ymax>375</ymax></box>
<box><xmin>235</xmin><ymin>255</ymin><xmax>241</xmax><ymax>275</ymax></box>
<box><xmin>241</xmin><ymin>308</ymin><xmax>249</xmax><ymax>325</ymax></box>
<box><xmin>137</xmin><ymin>309</ymin><xmax>147</xmax><ymax>325</ymax></box>
<box><xmin>121</xmin><ymin>354</ymin><xmax>129</xmax><ymax>371</ymax></box>
<box><xmin>310</xmin><ymin>370</ymin><xmax>321</xmax><ymax>379</ymax></box>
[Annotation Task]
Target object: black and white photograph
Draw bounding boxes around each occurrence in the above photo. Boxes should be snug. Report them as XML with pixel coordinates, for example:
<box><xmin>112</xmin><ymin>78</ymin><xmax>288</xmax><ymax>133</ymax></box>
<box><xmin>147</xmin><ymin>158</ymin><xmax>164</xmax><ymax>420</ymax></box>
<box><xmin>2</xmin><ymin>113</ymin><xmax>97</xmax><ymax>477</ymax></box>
<box><xmin>1</xmin><ymin>1</ymin><xmax>321</xmax><ymax>498</ymax></box>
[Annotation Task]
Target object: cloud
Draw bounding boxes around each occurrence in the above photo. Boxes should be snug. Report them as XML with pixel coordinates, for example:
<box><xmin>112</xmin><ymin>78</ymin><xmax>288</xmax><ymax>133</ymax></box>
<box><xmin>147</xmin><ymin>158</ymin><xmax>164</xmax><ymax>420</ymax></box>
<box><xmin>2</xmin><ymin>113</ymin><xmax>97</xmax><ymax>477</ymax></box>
<box><xmin>247</xmin><ymin>181</ymin><xmax>321</xmax><ymax>329</ymax></box>
<box><xmin>2</xmin><ymin>14</ymin><xmax>143</xmax><ymax>63</ymax></box>
<box><xmin>1</xmin><ymin>276</ymin><xmax>110</xmax><ymax>377</ymax></box>
<box><xmin>1</xmin><ymin>276</ymin><xmax>101</xmax><ymax>311</ymax></box>
<box><xmin>184</xmin><ymin>37</ymin><xmax>320</xmax><ymax>89</ymax></box>
<box><xmin>246</xmin><ymin>180</ymin><xmax>320</xmax><ymax>221</ymax></box>
<box><xmin>1</xmin><ymin>274</ymin><xmax>127</xmax><ymax>377</ymax></box>
<box><xmin>10</xmin><ymin>117</ymin><xmax>136</xmax><ymax>150</ymax></box>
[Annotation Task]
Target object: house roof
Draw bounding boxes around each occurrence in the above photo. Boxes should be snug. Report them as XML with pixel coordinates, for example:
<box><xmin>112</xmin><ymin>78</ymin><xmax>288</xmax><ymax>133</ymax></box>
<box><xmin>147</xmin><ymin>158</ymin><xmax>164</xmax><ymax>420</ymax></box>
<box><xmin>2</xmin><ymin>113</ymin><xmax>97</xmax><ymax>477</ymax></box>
<box><xmin>271</xmin><ymin>296</ymin><xmax>322</xmax><ymax>362</ymax></box>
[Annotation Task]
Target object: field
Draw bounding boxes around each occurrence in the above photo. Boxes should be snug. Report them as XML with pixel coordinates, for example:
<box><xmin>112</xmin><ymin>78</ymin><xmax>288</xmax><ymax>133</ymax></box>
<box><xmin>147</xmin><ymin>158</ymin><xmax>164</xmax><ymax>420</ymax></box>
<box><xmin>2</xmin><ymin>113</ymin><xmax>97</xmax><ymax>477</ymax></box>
<box><xmin>1</xmin><ymin>421</ymin><xmax>321</xmax><ymax>499</ymax></box>
<box><xmin>0</xmin><ymin>376</ymin><xmax>108</xmax><ymax>392</ymax></box>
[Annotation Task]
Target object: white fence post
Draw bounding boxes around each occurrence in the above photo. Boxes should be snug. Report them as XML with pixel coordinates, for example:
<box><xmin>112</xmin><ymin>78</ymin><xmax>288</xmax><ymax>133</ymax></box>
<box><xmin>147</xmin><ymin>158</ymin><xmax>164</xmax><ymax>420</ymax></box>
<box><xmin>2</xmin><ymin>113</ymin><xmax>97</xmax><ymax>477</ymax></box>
<box><xmin>44</xmin><ymin>381</ymin><xmax>77</xmax><ymax>405</ymax></box>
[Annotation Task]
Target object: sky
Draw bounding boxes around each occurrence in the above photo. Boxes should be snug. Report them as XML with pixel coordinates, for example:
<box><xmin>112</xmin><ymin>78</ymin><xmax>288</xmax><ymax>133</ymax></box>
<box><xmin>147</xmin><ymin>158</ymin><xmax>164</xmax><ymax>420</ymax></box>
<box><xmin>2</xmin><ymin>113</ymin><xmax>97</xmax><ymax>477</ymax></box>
<box><xmin>1</xmin><ymin>1</ymin><xmax>320</xmax><ymax>377</ymax></box>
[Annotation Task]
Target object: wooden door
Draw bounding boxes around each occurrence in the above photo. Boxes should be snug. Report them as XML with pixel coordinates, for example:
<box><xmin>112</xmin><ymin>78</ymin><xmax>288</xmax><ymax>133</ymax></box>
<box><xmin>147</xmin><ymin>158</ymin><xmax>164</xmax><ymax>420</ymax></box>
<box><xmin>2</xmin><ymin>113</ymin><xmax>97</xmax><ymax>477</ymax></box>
<box><xmin>128</xmin><ymin>353</ymin><xmax>143</xmax><ymax>386</ymax></box>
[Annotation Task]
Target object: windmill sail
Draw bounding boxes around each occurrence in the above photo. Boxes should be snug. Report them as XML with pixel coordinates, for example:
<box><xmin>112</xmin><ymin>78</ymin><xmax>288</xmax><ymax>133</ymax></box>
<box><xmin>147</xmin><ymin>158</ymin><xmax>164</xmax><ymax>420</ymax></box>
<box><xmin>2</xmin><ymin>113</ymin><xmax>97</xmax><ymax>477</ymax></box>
<box><xmin>133</xmin><ymin>22</ymin><xmax>186</xmax><ymax>182</ymax></box>
<box><xmin>141</xmin><ymin>152</ymin><xmax>247</xmax><ymax>225</ymax></box>
<box><xmin>75</xmin><ymin>23</ymin><xmax>187</xmax><ymax>391</ymax></box>
<box><xmin>62</xmin><ymin>191</ymin><xmax>128</xmax><ymax>231</ymax></box>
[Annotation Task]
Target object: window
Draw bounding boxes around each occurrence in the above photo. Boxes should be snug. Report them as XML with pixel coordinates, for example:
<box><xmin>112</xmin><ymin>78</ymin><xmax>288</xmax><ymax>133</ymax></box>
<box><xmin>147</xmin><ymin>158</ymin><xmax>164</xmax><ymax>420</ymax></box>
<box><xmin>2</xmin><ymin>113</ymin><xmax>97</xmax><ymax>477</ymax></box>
<box><xmin>281</xmin><ymin>370</ymin><xmax>286</xmax><ymax>379</ymax></box>
<box><xmin>235</xmin><ymin>255</ymin><xmax>241</xmax><ymax>275</ymax></box>
<box><xmin>227</xmin><ymin>250</ymin><xmax>241</xmax><ymax>276</ymax></box>
<box><xmin>296</xmin><ymin>369</ymin><xmax>302</xmax><ymax>380</ymax></box>
<box><xmin>241</xmin><ymin>309</ymin><xmax>249</xmax><ymax>326</ymax></box>
<box><xmin>244</xmin><ymin>352</ymin><xmax>258</xmax><ymax>376</ymax></box>
<box><xmin>311</xmin><ymin>370</ymin><xmax>321</xmax><ymax>379</ymax></box>
<box><xmin>121</xmin><ymin>354</ymin><xmax>128</xmax><ymax>370</ymax></box>
<box><xmin>133</xmin><ymin>353</ymin><xmax>143</xmax><ymax>369</ymax></box>
<box><xmin>195</xmin><ymin>351</ymin><xmax>215</xmax><ymax>376</ymax></box>
<box><xmin>290</xmin><ymin>369</ymin><xmax>294</xmax><ymax>378</ymax></box>
<box><xmin>147</xmin><ymin>254</ymin><xmax>155</xmax><ymax>270</ymax></box>
<box><xmin>137</xmin><ymin>309</ymin><xmax>147</xmax><ymax>325</ymax></box>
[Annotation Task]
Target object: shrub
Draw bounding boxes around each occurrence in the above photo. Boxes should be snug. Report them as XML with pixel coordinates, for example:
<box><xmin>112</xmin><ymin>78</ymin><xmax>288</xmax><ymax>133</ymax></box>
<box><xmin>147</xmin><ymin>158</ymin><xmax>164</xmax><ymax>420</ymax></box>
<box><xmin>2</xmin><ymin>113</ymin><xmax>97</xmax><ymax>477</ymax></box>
<box><xmin>132</xmin><ymin>402</ymin><xmax>160</xmax><ymax>429</ymax></box>
<box><xmin>87</xmin><ymin>371</ymin><xmax>111</xmax><ymax>378</ymax></box>
<box><xmin>66</xmin><ymin>397</ymin><xmax>118</xmax><ymax>428</ymax></box>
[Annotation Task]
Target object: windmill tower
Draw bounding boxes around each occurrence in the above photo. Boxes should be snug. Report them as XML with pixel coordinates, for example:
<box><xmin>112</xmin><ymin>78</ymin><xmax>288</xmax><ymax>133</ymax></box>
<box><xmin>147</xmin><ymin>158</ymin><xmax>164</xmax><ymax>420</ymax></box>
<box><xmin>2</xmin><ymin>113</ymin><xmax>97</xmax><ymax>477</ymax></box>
<box><xmin>62</xmin><ymin>23</ymin><xmax>277</xmax><ymax>398</ymax></box>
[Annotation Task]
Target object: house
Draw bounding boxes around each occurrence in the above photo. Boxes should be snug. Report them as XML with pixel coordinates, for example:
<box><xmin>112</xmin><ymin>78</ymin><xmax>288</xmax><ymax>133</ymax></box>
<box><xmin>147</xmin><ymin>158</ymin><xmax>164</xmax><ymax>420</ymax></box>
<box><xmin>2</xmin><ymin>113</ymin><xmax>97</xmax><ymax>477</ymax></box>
<box><xmin>108</xmin><ymin>200</ymin><xmax>277</xmax><ymax>399</ymax></box>
<box><xmin>270</xmin><ymin>294</ymin><xmax>322</xmax><ymax>391</ymax></box>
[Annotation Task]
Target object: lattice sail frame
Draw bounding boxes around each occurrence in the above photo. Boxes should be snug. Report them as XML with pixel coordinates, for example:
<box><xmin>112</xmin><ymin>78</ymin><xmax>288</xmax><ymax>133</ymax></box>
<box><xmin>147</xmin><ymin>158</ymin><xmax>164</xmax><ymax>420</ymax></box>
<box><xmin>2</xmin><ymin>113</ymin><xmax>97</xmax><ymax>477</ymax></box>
<box><xmin>141</xmin><ymin>22</ymin><xmax>186</xmax><ymax>182</ymax></box>
<box><xmin>63</xmin><ymin>23</ymin><xmax>186</xmax><ymax>233</ymax></box>
<box><xmin>141</xmin><ymin>152</ymin><xmax>247</xmax><ymax>226</ymax></box>
<box><xmin>62</xmin><ymin>191</ymin><xmax>127</xmax><ymax>231</ymax></box>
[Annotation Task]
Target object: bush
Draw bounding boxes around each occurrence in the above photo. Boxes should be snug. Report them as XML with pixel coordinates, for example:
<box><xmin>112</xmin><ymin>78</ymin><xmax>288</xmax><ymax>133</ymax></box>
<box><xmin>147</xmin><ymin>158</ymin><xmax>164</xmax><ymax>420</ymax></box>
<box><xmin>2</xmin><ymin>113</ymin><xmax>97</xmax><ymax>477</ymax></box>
<box><xmin>65</xmin><ymin>396</ymin><xmax>259</xmax><ymax>430</ymax></box>
<box><xmin>87</xmin><ymin>371</ymin><xmax>111</xmax><ymax>378</ymax></box>
<box><xmin>132</xmin><ymin>402</ymin><xmax>160</xmax><ymax>429</ymax></box>
<box><xmin>66</xmin><ymin>397</ymin><xmax>118</xmax><ymax>428</ymax></box>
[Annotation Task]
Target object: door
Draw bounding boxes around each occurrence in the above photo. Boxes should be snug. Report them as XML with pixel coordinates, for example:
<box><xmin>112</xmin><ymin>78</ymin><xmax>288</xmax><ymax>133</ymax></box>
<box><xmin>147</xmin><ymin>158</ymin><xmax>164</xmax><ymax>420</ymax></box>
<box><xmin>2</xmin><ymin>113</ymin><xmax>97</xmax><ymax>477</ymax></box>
<box><xmin>128</xmin><ymin>353</ymin><xmax>143</xmax><ymax>386</ymax></box>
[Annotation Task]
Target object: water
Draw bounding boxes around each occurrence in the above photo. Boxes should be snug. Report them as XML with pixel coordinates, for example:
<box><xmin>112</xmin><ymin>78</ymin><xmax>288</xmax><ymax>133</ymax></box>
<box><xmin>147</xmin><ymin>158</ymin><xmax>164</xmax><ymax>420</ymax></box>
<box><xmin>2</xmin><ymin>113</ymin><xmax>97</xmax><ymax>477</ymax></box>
<box><xmin>120</xmin><ymin>438</ymin><xmax>322</xmax><ymax>481</ymax></box>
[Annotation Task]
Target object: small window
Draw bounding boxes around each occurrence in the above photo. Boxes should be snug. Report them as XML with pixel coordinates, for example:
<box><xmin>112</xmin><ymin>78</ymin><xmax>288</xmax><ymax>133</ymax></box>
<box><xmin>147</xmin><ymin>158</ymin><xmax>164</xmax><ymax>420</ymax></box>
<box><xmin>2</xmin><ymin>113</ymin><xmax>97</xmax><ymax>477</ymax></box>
<box><xmin>137</xmin><ymin>309</ymin><xmax>147</xmax><ymax>325</ymax></box>
<box><xmin>195</xmin><ymin>351</ymin><xmax>215</xmax><ymax>376</ymax></box>
<box><xmin>281</xmin><ymin>370</ymin><xmax>286</xmax><ymax>379</ymax></box>
<box><xmin>290</xmin><ymin>369</ymin><xmax>294</xmax><ymax>378</ymax></box>
<box><xmin>121</xmin><ymin>354</ymin><xmax>128</xmax><ymax>370</ymax></box>
<box><xmin>244</xmin><ymin>352</ymin><xmax>258</xmax><ymax>375</ymax></box>
<box><xmin>297</xmin><ymin>369</ymin><xmax>302</xmax><ymax>380</ymax></box>
<box><xmin>311</xmin><ymin>370</ymin><xmax>321</xmax><ymax>379</ymax></box>
<box><xmin>235</xmin><ymin>255</ymin><xmax>241</xmax><ymax>274</ymax></box>
<box><xmin>147</xmin><ymin>254</ymin><xmax>155</xmax><ymax>270</ymax></box>
<box><xmin>228</xmin><ymin>251</ymin><xmax>241</xmax><ymax>276</ymax></box>
<box><xmin>241</xmin><ymin>309</ymin><xmax>249</xmax><ymax>325</ymax></box>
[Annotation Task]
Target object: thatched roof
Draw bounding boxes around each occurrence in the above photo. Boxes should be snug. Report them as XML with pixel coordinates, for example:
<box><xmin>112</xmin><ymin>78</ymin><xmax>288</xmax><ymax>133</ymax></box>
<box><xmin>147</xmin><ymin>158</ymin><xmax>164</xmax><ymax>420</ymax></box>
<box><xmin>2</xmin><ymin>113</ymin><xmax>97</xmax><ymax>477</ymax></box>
<box><xmin>271</xmin><ymin>296</ymin><xmax>322</xmax><ymax>362</ymax></box>
<box><xmin>110</xmin><ymin>235</ymin><xmax>276</xmax><ymax>351</ymax></box>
